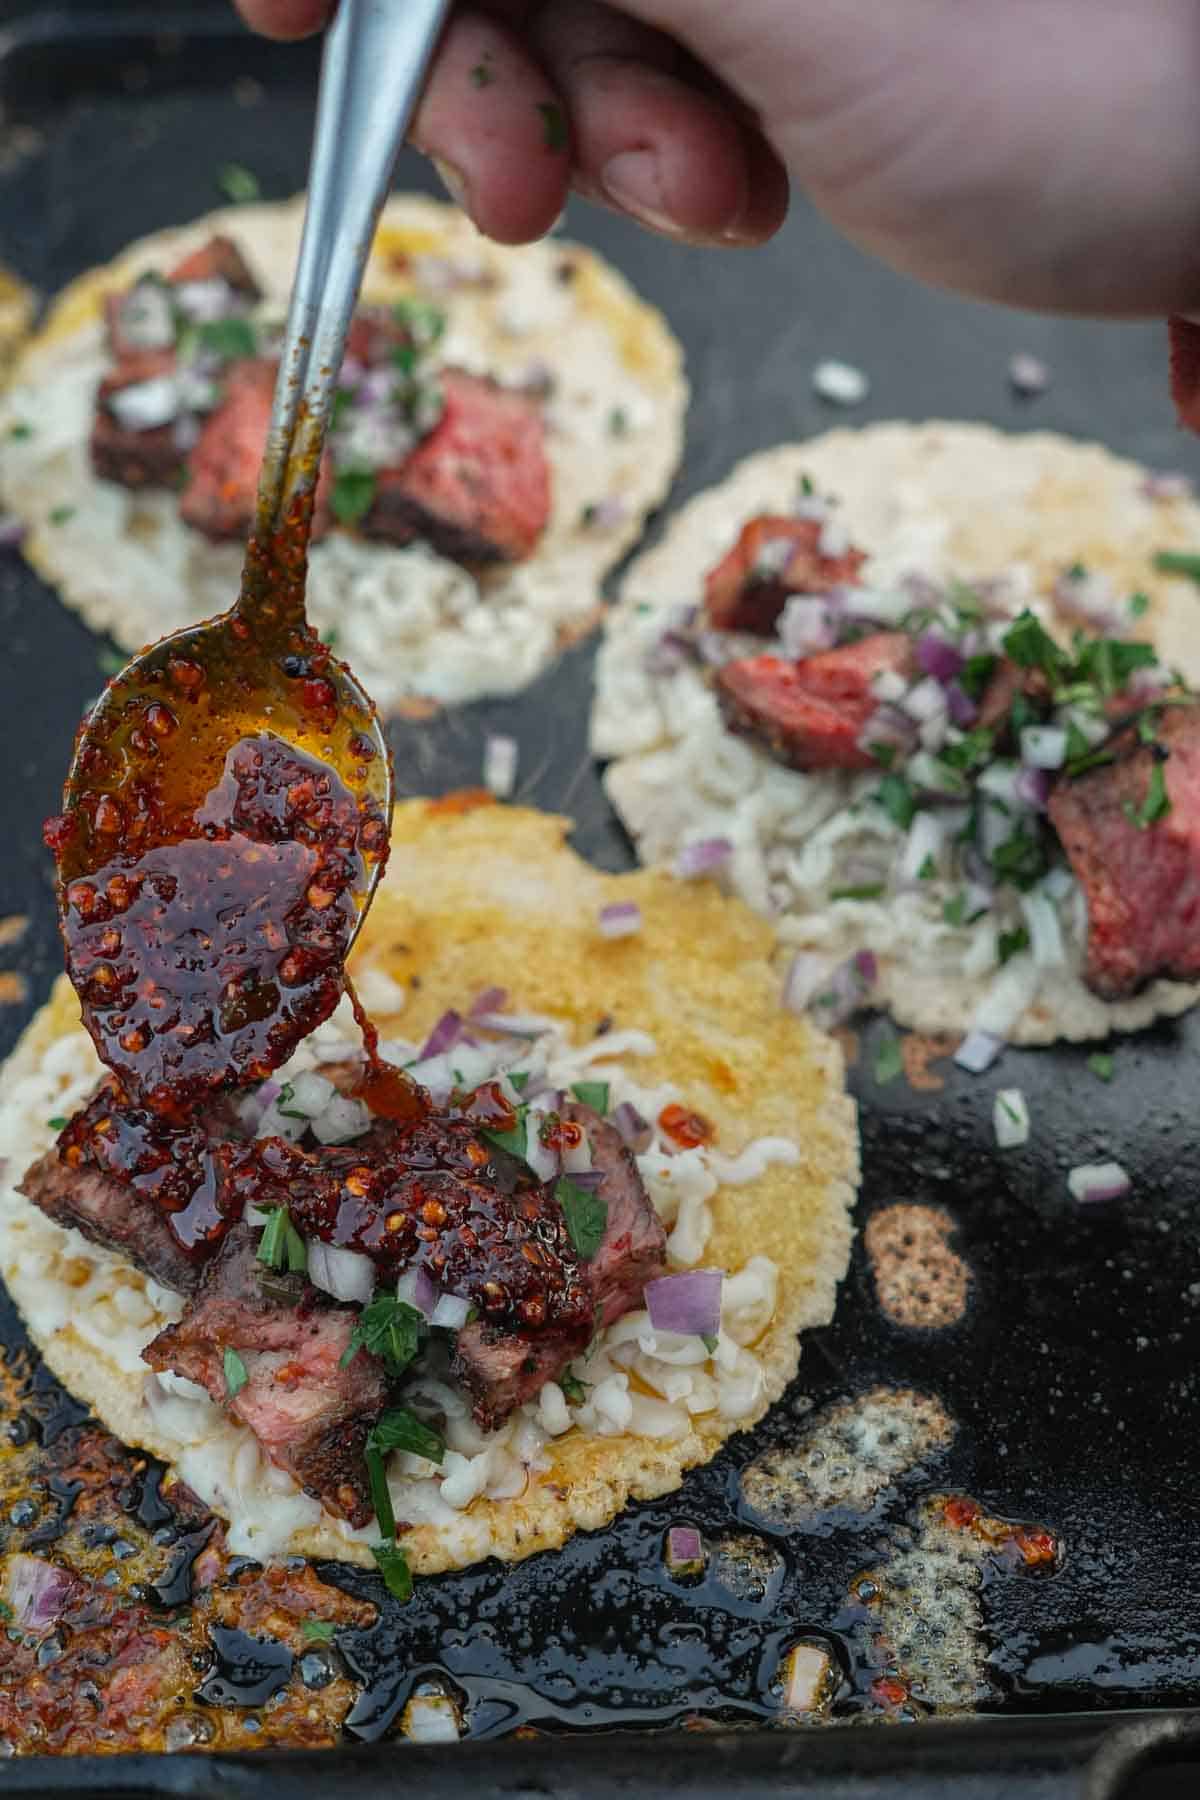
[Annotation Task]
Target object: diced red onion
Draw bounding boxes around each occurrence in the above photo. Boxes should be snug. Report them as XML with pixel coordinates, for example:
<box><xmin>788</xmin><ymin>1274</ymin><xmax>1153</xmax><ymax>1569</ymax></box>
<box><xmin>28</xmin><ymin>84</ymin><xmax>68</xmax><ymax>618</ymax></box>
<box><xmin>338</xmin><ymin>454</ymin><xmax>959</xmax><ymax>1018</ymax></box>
<box><xmin>585</xmin><ymin>495</ymin><xmax>630</xmax><ymax>532</ymax></box>
<box><xmin>469</xmin><ymin>987</ymin><xmax>508</xmax><ymax>1018</ymax></box>
<box><xmin>117</xmin><ymin>278</ymin><xmax>175</xmax><ymax>350</ymax></box>
<box><xmin>1008</xmin><ymin>351</ymin><xmax>1050</xmax><ymax>396</ymax></box>
<box><xmin>1020</xmin><ymin>726</ymin><xmax>1067</xmax><ymax>771</ymax></box>
<box><xmin>811</xmin><ymin>358</ymin><xmax>869</xmax><ymax>405</ymax></box>
<box><xmin>806</xmin><ymin>950</ymin><xmax>876</xmax><ymax>1027</ymax></box>
<box><xmin>523</xmin><ymin>1107</ymin><xmax>561</xmax><ymax>1183</ymax></box>
<box><xmin>0</xmin><ymin>513</ymin><xmax>27</xmax><ymax>549</ymax></box>
<box><xmin>818</xmin><ymin>516</ymin><xmax>850</xmax><ymax>559</ymax></box>
<box><xmin>901</xmin><ymin>675</ymin><xmax>949</xmax><ymax>726</ymax></box>
<box><xmin>562</xmin><ymin>1130</ymin><xmax>593</xmax><ymax>1176</ymax></box>
<box><xmin>964</xmin><ymin>879</ymin><xmax>995</xmax><ymax>919</ymax></box>
<box><xmin>644</xmin><ymin>631</ymin><xmax>696</xmax><ymax>677</ymax></box>
<box><xmin>900</xmin><ymin>810</ymin><xmax>945</xmax><ymax>883</ymax></box>
<box><xmin>664</xmin><ymin>1525</ymin><xmax>706</xmax><ymax>1575</ymax></box>
<box><xmin>1067</xmin><ymin>1161</ymin><xmax>1131</xmax><ymax>1204</ymax></box>
<box><xmin>1014</xmin><ymin>765</ymin><xmax>1051</xmax><ymax>812</ymax></box>
<box><xmin>311</xmin><ymin>1093</ymin><xmax>372</xmax><ymax>1145</ymax></box>
<box><xmin>1126</xmin><ymin>665</ymin><xmax>1171</xmax><ymax>702</ymax></box>
<box><xmin>562</xmin><ymin>1167</ymin><xmax>606</xmax><ymax>1190</ymax></box>
<box><xmin>857</xmin><ymin>703</ymin><xmax>916</xmax><ymax>761</ymax></box>
<box><xmin>258</xmin><ymin>1079</ymin><xmax>281</xmax><ymax>1107</ymax></box>
<box><xmin>7</xmin><ymin>1554</ymin><xmax>75</xmax><ymax>1633</ymax></box>
<box><xmin>612</xmin><ymin>1100</ymin><xmax>653</xmax><ymax>1153</ymax></box>
<box><xmin>778</xmin><ymin>596</ymin><xmax>837</xmax><ymax>660</ymax></box>
<box><xmin>430</xmin><ymin>1293</ymin><xmax>471</xmax><ymax>1331</ymax></box>
<box><xmin>916</xmin><ymin>633</ymin><xmax>965</xmax><ymax>684</ymax></box>
<box><xmin>308</xmin><ymin>1240</ymin><xmax>375</xmax><ymax>1305</ymax></box>
<box><xmin>782</xmin><ymin>952</ymin><xmax>829</xmax><ymax>1016</ymax></box>
<box><xmin>945</xmin><ymin>680</ymin><xmax>978</xmax><ymax>727</ymax></box>
<box><xmin>855</xmin><ymin>949</ymin><xmax>878</xmax><ymax>984</ymax></box>
<box><xmin>645</xmin><ymin>1269</ymin><xmax>724</xmax><ymax>1338</ymax></box>
<box><xmin>1053</xmin><ymin>567</ymin><xmax>1121</xmax><ymax>633</ymax></box>
<box><xmin>675</xmin><ymin>838</ymin><xmax>732</xmax><ymax>880</ymax></box>
<box><xmin>397</xmin><ymin>1264</ymin><xmax>438</xmax><ymax>1317</ymax></box>
<box><xmin>1140</xmin><ymin>471</ymin><xmax>1192</xmax><ymax>502</ymax></box>
<box><xmin>420</xmin><ymin>1010</ymin><xmax>464</xmax><ymax>1059</ymax></box>
<box><xmin>1020</xmin><ymin>892</ymin><xmax>1066</xmax><ymax>968</ymax></box>
<box><xmin>907</xmin><ymin>751</ymin><xmax>966</xmax><ymax>800</ymax></box>
<box><xmin>483</xmin><ymin>734</ymin><xmax>518</xmax><ymax>799</ymax></box>
<box><xmin>953</xmin><ymin>1029</ymin><xmax>1003</xmax><ymax>1074</ymax></box>
<box><xmin>174</xmin><ymin>276</ymin><xmax>236</xmax><ymax>323</ymax></box>
<box><xmin>599</xmin><ymin>901</ymin><xmax>643</xmax><ymax>940</ymax></box>
<box><xmin>108</xmin><ymin>375</ymin><xmax>181</xmax><ymax>432</ymax></box>
<box><xmin>697</xmin><ymin>630</ymin><xmax>738</xmax><ymax>667</ymax></box>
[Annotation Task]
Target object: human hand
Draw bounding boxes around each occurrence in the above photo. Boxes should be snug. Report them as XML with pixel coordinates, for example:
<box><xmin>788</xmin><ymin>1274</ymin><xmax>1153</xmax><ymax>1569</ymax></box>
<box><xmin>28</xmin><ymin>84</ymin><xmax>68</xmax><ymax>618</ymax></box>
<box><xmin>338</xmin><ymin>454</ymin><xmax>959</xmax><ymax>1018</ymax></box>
<box><xmin>235</xmin><ymin>0</ymin><xmax>1200</xmax><ymax>318</ymax></box>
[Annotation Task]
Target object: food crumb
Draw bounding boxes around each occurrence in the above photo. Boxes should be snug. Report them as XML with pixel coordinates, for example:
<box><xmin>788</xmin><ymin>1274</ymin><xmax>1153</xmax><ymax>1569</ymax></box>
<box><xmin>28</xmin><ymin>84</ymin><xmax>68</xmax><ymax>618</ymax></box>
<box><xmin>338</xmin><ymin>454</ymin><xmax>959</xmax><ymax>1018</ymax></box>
<box><xmin>1008</xmin><ymin>351</ymin><xmax>1050</xmax><ymax>396</ymax></box>
<box><xmin>811</xmin><ymin>359</ymin><xmax>869</xmax><ymax>406</ymax></box>
<box><xmin>0</xmin><ymin>970</ymin><xmax>27</xmax><ymax>1004</ymax></box>
<box><xmin>0</xmin><ymin>913</ymin><xmax>28</xmax><ymax>948</ymax></box>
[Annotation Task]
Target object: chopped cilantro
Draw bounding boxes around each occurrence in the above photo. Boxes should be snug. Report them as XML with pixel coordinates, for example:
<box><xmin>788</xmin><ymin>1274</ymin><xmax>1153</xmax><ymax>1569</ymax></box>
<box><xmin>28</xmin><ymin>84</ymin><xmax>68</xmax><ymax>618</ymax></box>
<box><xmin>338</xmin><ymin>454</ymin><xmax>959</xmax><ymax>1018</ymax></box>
<box><xmin>482</xmin><ymin>1103</ymin><xmax>528</xmax><ymax>1160</ymax></box>
<box><xmin>8</xmin><ymin>421</ymin><xmax>31</xmax><ymax>440</ymax></box>
<box><xmin>216</xmin><ymin>161</ymin><xmax>261</xmax><ymax>204</ymax></box>
<box><xmin>959</xmin><ymin>652</ymin><xmax>998</xmax><ymax>702</ymax></box>
<box><xmin>1137</xmin><ymin>710</ymin><xmax>1160</xmax><ymax>745</ymax></box>
<box><xmin>571</xmin><ymin>1080</ymin><xmax>610</xmax><ymax>1115</ymax></box>
<box><xmin>340</xmin><ymin>1295</ymin><xmax>425</xmax><ymax>1375</ymax></box>
<box><xmin>608</xmin><ymin>407</ymin><xmax>629</xmax><ymax>437</ymax></box>
<box><xmin>392</xmin><ymin>296</ymin><xmax>446</xmax><ymax>348</ymax></box>
<box><xmin>940</xmin><ymin>727</ymin><xmax>995</xmax><ymax>774</ymax></box>
<box><xmin>942</xmin><ymin>892</ymin><xmax>968</xmax><ymax>927</ymax></box>
<box><xmin>537</xmin><ymin>100</ymin><xmax>568</xmax><ymax>151</ymax></box>
<box><xmin>368</xmin><ymin>1408</ymin><xmax>445</xmax><ymax>1466</ymax></box>
<box><xmin>192</xmin><ymin>317</ymin><xmax>258</xmax><ymax>360</ymax></box>
<box><xmin>1002</xmin><ymin>610</ymin><xmax>1067</xmax><ymax>679</ymax></box>
<box><xmin>48</xmin><ymin>505</ymin><xmax>75</xmax><ymax>526</ymax></box>
<box><xmin>1123</xmin><ymin>758</ymin><xmax>1171</xmax><ymax>829</ymax></box>
<box><xmin>871</xmin><ymin>742</ymin><xmax>897</xmax><ymax>770</ymax></box>
<box><xmin>1074</xmin><ymin>637</ymin><xmax>1157</xmax><ymax>698</ymax></box>
<box><xmin>917</xmin><ymin>855</ymin><xmax>936</xmax><ymax>882</ymax></box>
<box><xmin>223</xmin><ymin>1348</ymin><xmax>248</xmax><ymax>1398</ymax></box>
<box><xmin>331</xmin><ymin>466</ymin><xmax>377</xmax><ymax>527</ymax></box>
<box><xmin>470</xmin><ymin>57</ymin><xmax>494</xmax><ymax>87</ymax></box>
<box><xmin>700</xmin><ymin>1332</ymin><xmax>719</xmax><ymax>1354</ymax></box>
<box><xmin>1128</xmin><ymin>591</ymin><xmax>1150</xmax><ymax>618</ymax></box>
<box><xmin>1087</xmin><ymin>1052</ymin><xmax>1115</xmax><ymax>1082</ymax></box>
<box><xmin>366</xmin><ymin>1450</ymin><xmax>395</xmax><ymax>1539</ymax></box>
<box><xmin>302</xmin><ymin>1620</ymin><xmax>335</xmax><ymax>1643</ymax></box>
<box><xmin>1067</xmin><ymin>560</ymin><xmax>1087</xmax><ymax>580</ymax></box>
<box><xmin>274</xmin><ymin>1080</ymin><xmax>305</xmax><ymax>1118</ymax></box>
<box><xmin>997</xmin><ymin>924</ymin><xmax>1031</xmax><ymax>965</ymax></box>
<box><xmin>559</xmin><ymin>1369</ymin><xmax>589</xmax><ymax>1404</ymax></box>
<box><xmin>831</xmin><ymin>882</ymin><xmax>886</xmax><ymax>901</ymax></box>
<box><xmin>800</xmin><ymin>474</ymin><xmax>814</xmax><ymax>495</ymax></box>
<box><xmin>875</xmin><ymin>773</ymin><xmax>917</xmax><ymax>830</ymax></box>
<box><xmin>508</xmin><ymin>1071</ymin><xmax>530</xmax><ymax>1094</ymax></box>
<box><xmin>46</xmin><ymin>1116</ymin><xmax>67</xmax><ymax>1131</ymax></box>
<box><xmin>989</xmin><ymin>825</ymin><xmax>1049</xmax><ymax>890</ymax></box>
<box><xmin>558</xmin><ymin>1177</ymin><xmax>607</xmax><ymax>1260</ymax></box>
<box><xmin>948</xmin><ymin>580</ymin><xmax>984</xmax><ymax>623</ymax></box>
<box><xmin>873</xmin><ymin>1028</ymin><xmax>904</xmax><ymax>1086</ymax></box>
<box><xmin>330</xmin><ymin>386</ymin><xmax>353</xmax><ymax>433</ymax></box>
<box><xmin>256</xmin><ymin>1205</ymin><xmax>307</xmax><ymax>1274</ymax></box>
<box><xmin>1153</xmin><ymin>549</ymin><xmax>1200</xmax><ymax>584</ymax></box>
<box><xmin>371</xmin><ymin>1540</ymin><xmax>412</xmax><ymax>1601</ymax></box>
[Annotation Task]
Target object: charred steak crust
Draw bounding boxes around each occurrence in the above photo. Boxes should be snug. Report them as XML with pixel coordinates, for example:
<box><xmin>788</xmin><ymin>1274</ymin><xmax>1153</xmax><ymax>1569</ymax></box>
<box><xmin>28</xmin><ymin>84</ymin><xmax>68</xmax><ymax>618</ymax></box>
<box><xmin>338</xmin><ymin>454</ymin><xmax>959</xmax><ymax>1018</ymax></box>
<box><xmin>704</xmin><ymin>514</ymin><xmax>866</xmax><ymax>636</ymax></box>
<box><xmin>17</xmin><ymin>1141</ymin><xmax>205</xmax><ymax>1298</ymax></box>
<box><xmin>1047</xmin><ymin>704</ymin><xmax>1200</xmax><ymax>998</ymax></box>
<box><xmin>717</xmin><ymin>632</ymin><xmax>915</xmax><ymax>773</ymax></box>
<box><xmin>144</xmin><ymin>1225</ymin><xmax>387</xmax><ymax>1528</ymax></box>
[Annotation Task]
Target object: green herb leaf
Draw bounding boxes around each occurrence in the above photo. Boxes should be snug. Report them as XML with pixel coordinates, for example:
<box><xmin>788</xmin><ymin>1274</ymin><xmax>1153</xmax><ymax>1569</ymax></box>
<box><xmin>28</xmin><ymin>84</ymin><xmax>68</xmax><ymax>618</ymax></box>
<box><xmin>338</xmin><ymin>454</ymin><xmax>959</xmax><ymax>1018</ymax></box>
<box><xmin>507</xmin><ymin>1071</ymin><xmax>530</xmax><ymax>1095</ymax></box>
<box><xmin>8</xmin><ymin>421</ymin><xmax>31</xmax><ymax>440</ymax></box>
<box><xmin>608</xmin><ymin>406</ymin><xmax>629</xmax><ymax>437</ymax></box>
<box><xmin>1074</xmin><ymin>636</ymin><xmax>1157</xmax><ymax>698</ymax></box>
<box><xmin>340</xmin><ymin>1295</ymin><xmax>425</xmax><ymax>1375</ymax></box>
<box><xmin>876</xmin><ymin>773</ymin><xmax>917</xmax><ymax>830</ymax></box>
<box><xmin>371</xmin><ymin>1540</ymin><xmax>412</xmax><ymax>1601</ymax></box>
<box><xmin>274</xmin><ymin>1081</ymin><xmax>308</xmax><ymax>1120</ymax></box>
<box><xmin>831</xmin><ymin>882</ymin><xmax>886</xmax><ymax>902</ymax></box>
<box><xmin>570</xmin><ymin>1080</ymin><xmax>610</xmax><ymax>1114</ymax></box>
<box><xmin>1087</xmin><ymin>1052</ymin><xmax>1115</xmax><ymax>1082</ymax></box>
<box><xmin>958</xmin><ymin>652</ymin><xmax>997</xmax><ymax>702</ymax></box>
<box><xmin>700</xmin><ymin>1332</ymin><xmax>719</xmax><ymax>1353</ymax></box>
<box><xmin>482</xmin><ymin>1102</ymin><xmax>528</xmax><ymax>1160</ymax></box>
<box><xmin>46</xmin><ymin>1115</ymin><xmax>67</xmax><ymax>1131</ymax></box>
<box><xmin>1128</xmin><ymin>591</ymin><xmax>1150</xmax><ymax>618</ymax></box>
<box><xmin>368</xmin><ymin>1408</ymin><xmax>445</xmax><ymax>1466</ymax></box>
<box><xmin>1153</xmin><ymin>549</ymin><xmax>1200</xmax><ymax>584</ymax></box>
<box><xmin>873</xmin><ymin>1028</ymin><xmax>904</xmax><ymax>1086</ymax></box>
<box><xmin>331</xmin><ymin>467</ymin><xmax>377</xmax><ymax>527</ymax></box>
<box><xmin>302</xmin><ymin>1620</ymin><xmax>335</xmax><ymax>1643</ymax></box>
<box><xmin>997</xmin><ymin>924</ymin><xmax>1031</xmax><ymax>965</ymax></box>
<box><xmin>800</xmin><ymin>474</ymin><xmax>814</xmax><ymax>496</ymax></box>
<box><xmin>223</xmin><ymin>1347</ymin><xmax>248</xmax><ymax>1398</ymax></box>
<box><xmin>48</xmin><ymin>505</ymin><xmax>75</xmax><ymax>526</ymax></box>
<box><xmin>871</xmin><ymin>742</ymin><xmax>896</xmax><ymax>770</ymax></box>
<box><xmin>330</xmin><ymin>386</ymin><xmax>354</xmax><ymax>434</ymax></box>
<box><xmin>1123</xmin><ymin>757</ymin><xmax>1171</xmax><ymax>829</ymax></box>
<box><xmin>940</xmin><ymin>727</ymin><xmax>995</xmax><ymax>774</ymax></box>
<box><xmin>942</xmin><ymin>892</ymin><xmax>968</xmax><ymax>928</ymax></box>
<box><xmin>917</xmin><ymin>855</ymin><xmax>936</xmax><ymax>882</ymax></box>
<box><xmin>948</xmin><ymin>580</ymin><xmax>984</xmax><ymax>624</ymax></box>
<box><xmin>559</xmin><ymin>1369</ymin><xmax>588</xmax><ymax>1404</ymax></box>
<box><xmin>192</xmin><ymin>317</ymin><xmax>258</xmax><ymax>361</ymax></box>
<box><xmin>537</xmin><ymin>100</ymin><xmax>568</xmax><ymax>151</ymax></box>
<box><xmin>1002</xmin><ymin>611</ymin><xmax>1068</xmax><ymax>680</ymax></box>
<box><xmin>216</xmin><ymin>162</ymin><xmax>261</xmax><ymax>204</ymax></box>
<box><xmin>366</xmin><ymin>1450</ymin><xmax>395</xmax><ymax>1540</ymax></box>
<box><xmin>256</xmin><ymin>1205</ymin><xmax>307</xmax><ymax>1274</ymax></box>
<box><xmin>392</xmin><ymin>296</ymin><xmax>446</xmax><ymax>348</ymax></box>
<box><xmin>989</xmin><ymin>825</ymin><xmax>1049</xmax><ymax>891</ymax></box>
<box><xmin>558</xmin><ymin>1177</ymin><xmax>607</xmax><ymax>1260</ymax></box>
<box><xmin>470</xmin><ymin>58</ymin><xmax>494</xmax><ymax>87</ymax></box>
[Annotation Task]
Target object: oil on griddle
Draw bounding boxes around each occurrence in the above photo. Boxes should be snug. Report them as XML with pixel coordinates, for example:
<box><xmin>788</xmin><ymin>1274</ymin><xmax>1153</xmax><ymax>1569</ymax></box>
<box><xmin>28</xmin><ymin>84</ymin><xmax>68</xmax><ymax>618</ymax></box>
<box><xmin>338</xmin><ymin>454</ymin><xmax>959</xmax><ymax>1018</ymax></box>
<box><xmin>2</xmin><ymin>3</ymin><xmax>1200</xmax><ymax>1756</ymax></box>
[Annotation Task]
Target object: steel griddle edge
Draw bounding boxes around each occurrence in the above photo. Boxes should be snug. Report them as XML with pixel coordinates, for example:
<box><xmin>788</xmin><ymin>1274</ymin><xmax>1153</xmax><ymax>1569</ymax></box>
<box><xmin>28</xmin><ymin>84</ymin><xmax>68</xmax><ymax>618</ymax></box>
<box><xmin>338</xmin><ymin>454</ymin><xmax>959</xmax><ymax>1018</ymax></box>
<box><xmin>1</xmin><ymin>5</ymin><xmax>1199</xmax><ymax>1794</ymax></box>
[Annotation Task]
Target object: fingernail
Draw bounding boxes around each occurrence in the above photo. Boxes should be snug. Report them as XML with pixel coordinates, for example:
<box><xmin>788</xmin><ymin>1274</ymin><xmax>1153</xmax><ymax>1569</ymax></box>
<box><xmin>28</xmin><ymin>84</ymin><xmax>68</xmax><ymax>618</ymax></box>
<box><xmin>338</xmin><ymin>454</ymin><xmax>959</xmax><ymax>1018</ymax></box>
<box><xmin>600</xmin><ymin>150</ymin><xmax>682</xmax><ymax>237</ymax></box>
<box><xmin>432</xmin><ymin>156</ymin><xmax>469</xmax><ymax>212</ymax></box>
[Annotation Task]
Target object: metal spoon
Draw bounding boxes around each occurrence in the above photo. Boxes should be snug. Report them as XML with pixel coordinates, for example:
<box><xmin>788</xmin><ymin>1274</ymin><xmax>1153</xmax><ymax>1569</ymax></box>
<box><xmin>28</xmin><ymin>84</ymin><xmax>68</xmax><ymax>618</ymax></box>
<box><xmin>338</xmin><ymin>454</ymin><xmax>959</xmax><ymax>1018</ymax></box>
<box><xmin>54</xmin><ymin>0</ymin><xmax>451</xmax><ymax>932</ymax></box>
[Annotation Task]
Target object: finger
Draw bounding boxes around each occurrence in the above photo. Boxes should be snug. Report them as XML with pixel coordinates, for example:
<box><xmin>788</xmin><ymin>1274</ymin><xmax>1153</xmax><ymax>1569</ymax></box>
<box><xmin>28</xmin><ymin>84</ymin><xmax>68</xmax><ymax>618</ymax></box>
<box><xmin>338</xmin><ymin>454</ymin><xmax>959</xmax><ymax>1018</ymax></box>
<box><xmin>529</xmin><ymin>0</ymin><xmax>787</xmax><ymax>245</ymax></box>
<box><xmin>408</xmin><ymin>8</ymin><xmax>572</xmax><ymax>244</ymax></box>
<box><xmin>233</xmin><ymin>0</ymin><xmax>332</xmax><ymax>39</ymax></box>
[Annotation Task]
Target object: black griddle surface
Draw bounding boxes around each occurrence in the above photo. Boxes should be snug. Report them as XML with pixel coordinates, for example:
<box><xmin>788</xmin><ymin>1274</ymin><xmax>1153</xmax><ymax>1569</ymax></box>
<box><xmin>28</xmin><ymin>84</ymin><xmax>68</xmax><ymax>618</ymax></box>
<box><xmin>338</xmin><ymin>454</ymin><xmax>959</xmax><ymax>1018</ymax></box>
<box><xmin>1</xmin><ymin>5</ymin><xmax>1200</xmax><ymax>1793</ymax></box>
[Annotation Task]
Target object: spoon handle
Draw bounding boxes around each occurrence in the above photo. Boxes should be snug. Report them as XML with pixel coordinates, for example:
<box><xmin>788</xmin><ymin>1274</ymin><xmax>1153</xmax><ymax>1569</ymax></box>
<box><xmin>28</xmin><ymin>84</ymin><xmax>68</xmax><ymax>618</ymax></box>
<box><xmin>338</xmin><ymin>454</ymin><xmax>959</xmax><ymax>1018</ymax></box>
<box><xmin>250</xmin><ymin>0</ymin><xmax>452</xmax><ymax>554</ymax></box>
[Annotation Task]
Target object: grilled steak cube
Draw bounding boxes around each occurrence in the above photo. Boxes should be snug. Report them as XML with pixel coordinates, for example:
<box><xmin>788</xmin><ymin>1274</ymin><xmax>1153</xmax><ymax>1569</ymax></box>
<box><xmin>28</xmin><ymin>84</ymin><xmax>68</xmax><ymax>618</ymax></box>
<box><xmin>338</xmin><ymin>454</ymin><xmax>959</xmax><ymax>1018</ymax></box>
<box><xmin>167</xmin><ymin>235</ymin><xmax>262</xmax><ymax>303</ymax></box>
<box><xmin>704</xmin><ymin>514</ymin><xmax>866</xmax><ymax>636</ymax></box>
<box><xmin>717</xmin><ymin>633</ymin><xmax>914</xmax><ymax>772</ymax></box>
<box><xmin>1047</xmin><ymin>704</ymin><xmax>1200</xmax><ymax>998</ymax></box>
<box><xmin>18</xmin><ymin>1141</ymin><xmax>205</xmax><ymax>1297</ymax></box>
<box><xmin>451</xmin><ymin>1320</ymin><xmax>588</xmax><ymax>1432</ymax></box>
<box><xmin>143</xmin><ymin>1224</ymin><xmax>387</xmax><ymax>1528</ymax></box>
<box><xmin>976</xmin><ymin>657</ymin><xmax>1053</xmax><ymax>735</ymax></box>
<box><xmin>180</xmin><ymin>358</ymin><xmax>332</xmax><ymax>542</ymax></box>
<box><xmin>91</xmin><ymin>349</ymin><xmax>185</xmax><ymax>490</ymax></box>
<box><xmin>363</xmin><ymin>369</ymin><xmax>550</xmax><ymax>564</ymax></box>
